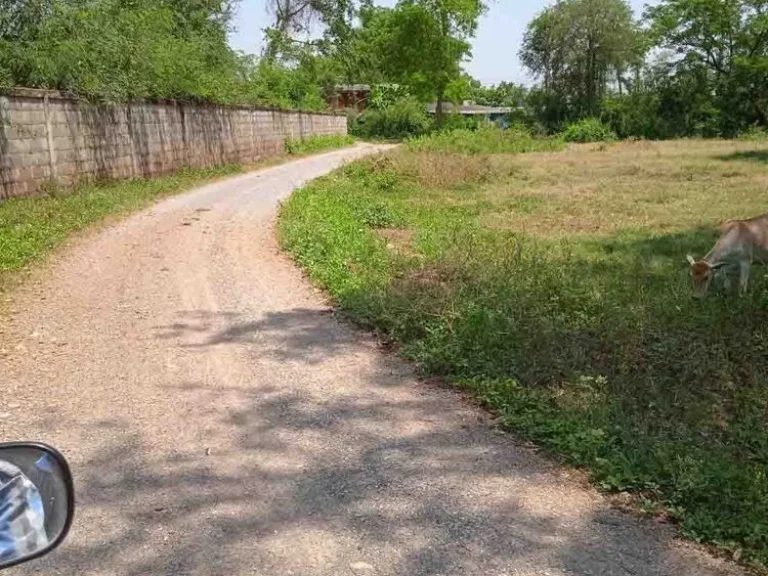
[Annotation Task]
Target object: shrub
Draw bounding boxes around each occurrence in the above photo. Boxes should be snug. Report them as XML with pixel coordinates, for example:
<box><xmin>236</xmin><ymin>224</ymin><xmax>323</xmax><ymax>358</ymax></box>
<box><xmin>350</xmin><ymin>97</ymin><xmax>431</xmax><ymax>140</ymax></box>
<box><xmin>562</xmin><ymin>118</ymin><xmax>618</xmax><ymax>143</ymax></box>
<box><xmin>0</xmin><ymin>0</ymin><xmax>335</xmax><ymax>111</ymax></box>
<box><xmin>438</xmin><ymin>114</ymin><xmax>480</xmax><ymax>132</ymax></box>
<box><xmin>369</xmin><ymin>84</ymin><xmax>411</xmax><ymax>110</ymax></box>
<box><xmin>738</xmin><ymin>125</ymin><xmax>768</xmax><ymax>141</ymax></box>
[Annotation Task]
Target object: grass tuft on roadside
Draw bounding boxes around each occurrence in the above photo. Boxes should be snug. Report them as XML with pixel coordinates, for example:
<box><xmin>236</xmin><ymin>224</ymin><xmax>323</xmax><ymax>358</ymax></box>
<box><xmin>285</xmin><ymin>133</ymin><xmax>355</xmax><ymax>155</ymax></box>
<box><xmin>279</xmin><ymin>138</ymin><xmax>768</xmax><ymax>570</ymax></box>
<box><xmin>0</xmin><ymin>165</ymin><xmax>241</xmax><ymax>291</ymax></box>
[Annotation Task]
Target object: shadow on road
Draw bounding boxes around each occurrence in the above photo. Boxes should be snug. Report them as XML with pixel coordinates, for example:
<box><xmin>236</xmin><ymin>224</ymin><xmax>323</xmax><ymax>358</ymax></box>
<box><xmin>18</xmin><ymin>307</ymin><xmax>731</xmax><ymax>576</ymax></box>
<box><xmin>155</xmin><ymin>308</ymin><xmax>359</xmax><ymax>365</ymax></box>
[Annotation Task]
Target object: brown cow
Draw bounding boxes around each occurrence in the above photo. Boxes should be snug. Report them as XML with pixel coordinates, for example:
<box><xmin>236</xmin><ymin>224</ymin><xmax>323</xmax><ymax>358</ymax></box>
<box><xmin>688</xmin><ymin>214</ymin><xmax>768</xmax><ymax>297</ymax></box>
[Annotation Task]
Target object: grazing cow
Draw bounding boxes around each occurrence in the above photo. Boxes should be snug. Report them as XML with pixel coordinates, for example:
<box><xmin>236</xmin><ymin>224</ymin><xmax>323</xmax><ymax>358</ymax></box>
<box><xmin>687</xmin><ymin>213</ymin><xmax>768</xmax><ymax>298</ymax></box>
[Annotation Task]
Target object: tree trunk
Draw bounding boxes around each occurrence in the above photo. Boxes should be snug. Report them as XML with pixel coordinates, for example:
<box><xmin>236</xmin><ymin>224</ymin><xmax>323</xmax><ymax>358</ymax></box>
<box><xmin>436</xmin><ymin>86</ymin><xmax>446</xmax><ymax>127</ymax></box>
<box><xmin>435</xmin><ymin>8</ymin><xmax>449</xmax><ymax>128</ymax></box>
<box><xmin>583</xmin><ymin>45</ymin><xmax>595</xmax><ymax>115</ymax></box>
<box><xmin>754</xmin><ymin>98</ymin><xmax>768</xmax><ymax>127</ymax></box>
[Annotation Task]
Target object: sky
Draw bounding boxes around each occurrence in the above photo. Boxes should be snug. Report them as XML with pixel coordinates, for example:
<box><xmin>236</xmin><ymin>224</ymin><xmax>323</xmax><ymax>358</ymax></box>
<box><xmin>228</xmin><ymin>0</ymin><xmax>655</xmax><ymax>86</ymax></box>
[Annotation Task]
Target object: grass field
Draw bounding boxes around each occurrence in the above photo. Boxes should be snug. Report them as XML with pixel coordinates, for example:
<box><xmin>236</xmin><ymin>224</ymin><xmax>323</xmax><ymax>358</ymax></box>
<box><xmin>279</xmin><ymin>136</ymin><xmax>768</xmax><ymax>569</ymax></box>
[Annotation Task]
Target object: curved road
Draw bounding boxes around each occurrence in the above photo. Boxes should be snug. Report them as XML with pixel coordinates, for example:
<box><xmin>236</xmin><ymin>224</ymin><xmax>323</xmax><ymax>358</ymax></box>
<box><xmin>1</xmin><ymin>145</ymin><xmax>742</xmax><ymax>576</ymax></box>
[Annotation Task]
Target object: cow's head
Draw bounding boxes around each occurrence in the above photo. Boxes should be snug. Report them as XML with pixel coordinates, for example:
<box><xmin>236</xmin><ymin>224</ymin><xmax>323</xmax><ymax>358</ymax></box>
<box><xmin>687</xmin><ymin>255</ymin><xmax>713</xmax><ymax>298</ymax></box>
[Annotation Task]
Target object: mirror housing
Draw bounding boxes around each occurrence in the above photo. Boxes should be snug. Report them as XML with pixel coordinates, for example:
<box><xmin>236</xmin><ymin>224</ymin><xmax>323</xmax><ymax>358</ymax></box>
<box><xmin>0</xmin><ymin>442</ymin><xmax>75</xmax><ymax>570</ymax></box>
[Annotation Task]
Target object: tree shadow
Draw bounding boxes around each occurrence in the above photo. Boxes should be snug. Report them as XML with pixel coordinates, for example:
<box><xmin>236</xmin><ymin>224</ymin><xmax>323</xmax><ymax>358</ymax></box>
<box><xmin>19</xmin><ymin>391</ymin><xmax>714</xmax><ymax>576</ymax></box>
<box><xmin>11</xmin><ymin>304</ymin><xmax>738</xmax><ymax>575</ymax></box>
<box><xmin>591</xmin><ymin>227</ymin><xmax>719</xmax><ymax>261</ymax></box>
<box><xmin>154</xmin><ymin>308</ymin><xmax>364</xmax><ymax>365</ymax></box>
<box><xmin>715</xmin><ymin>150</ymin><xmax>768</xmax><ymax>163</ymax></box>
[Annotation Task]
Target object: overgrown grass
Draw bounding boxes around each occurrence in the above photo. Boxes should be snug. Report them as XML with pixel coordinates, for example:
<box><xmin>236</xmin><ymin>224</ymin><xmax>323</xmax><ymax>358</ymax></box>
<box><xmin>0</xmin><ymin>165</ymin><xmax>241</xmax><ymax>291</ymax></box>
<box><xmin>562</xmin><ymin>117</ymin><xmax>618</xmax><ymax>143</ymax></box>
<box><xmin>739</xmin><ymin>126</ymin><xmax>768</xmax><ymax>141</ymax></box>
<box><xmin>407</xmin><ymin>125</ymin><xmax>565</xmax><ymax>154</ymax></box>
<box><xmin>279</xmin><ymin>138</ymin><xmax>768</xmax><ymax>570</ymax></box>
<box><xmin>285</xmin><ymin>133</ymin><xmax>355</xmax><ymax>155</ymax></box>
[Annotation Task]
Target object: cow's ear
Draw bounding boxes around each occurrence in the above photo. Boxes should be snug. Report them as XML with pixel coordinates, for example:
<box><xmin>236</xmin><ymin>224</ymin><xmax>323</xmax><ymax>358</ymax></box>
<box><xmin>686</xmin><ymin>255</ymin><xmax>696</xmax><ymax>266</ymax></box>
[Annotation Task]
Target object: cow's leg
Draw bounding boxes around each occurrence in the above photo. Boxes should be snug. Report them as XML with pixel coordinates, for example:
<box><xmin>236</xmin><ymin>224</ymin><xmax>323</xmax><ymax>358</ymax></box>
<box><xmin>722</xmin><ymin>272</ymin><xmax>732</xmax><ymax>293</ymax></box>
<box><xmin>738</xmin><ymin>260</ymin><xmax>751</xmax><ymax>296</ymax></box>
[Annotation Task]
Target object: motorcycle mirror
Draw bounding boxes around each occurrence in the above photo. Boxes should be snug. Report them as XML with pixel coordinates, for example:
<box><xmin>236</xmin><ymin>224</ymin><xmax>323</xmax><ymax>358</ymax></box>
<box><xmin>0</xmin><ymin>443</ymin><xmax>74</xmax><ymax>570</ymax></box>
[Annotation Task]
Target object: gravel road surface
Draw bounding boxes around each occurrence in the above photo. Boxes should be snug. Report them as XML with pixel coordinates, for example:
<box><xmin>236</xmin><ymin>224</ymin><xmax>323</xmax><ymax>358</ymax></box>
<box><xmin>0</xmin><ymin>144</ymin><xmax>743</xmax><ymax>576</ymax></box>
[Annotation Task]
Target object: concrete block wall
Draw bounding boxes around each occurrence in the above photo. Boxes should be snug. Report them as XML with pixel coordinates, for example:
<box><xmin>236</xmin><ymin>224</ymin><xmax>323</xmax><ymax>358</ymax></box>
<box><xmin>0</xmin><ymin>89</ymin><xmax>348</xmax><ymax>199</ymax></box>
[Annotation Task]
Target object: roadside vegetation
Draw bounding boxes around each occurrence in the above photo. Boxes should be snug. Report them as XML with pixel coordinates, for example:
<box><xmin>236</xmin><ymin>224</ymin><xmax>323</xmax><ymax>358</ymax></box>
<box><xmin>0</xmin><ymin>130</ymin><xmax>357</xmax><ymax>293</ymax></box>
<box><xmin>0</xmin><ymin>165</ymin><xmax>240</xmax><ymax>291</ymax></box>
<box><xmin>280</xmin><ymin>136</ymin><xmax>768</xmax><ymax>569</ymax></box>
<box><xmin>407</xmin><ymin>125</ymin><xmax>565</xmax><ymax>154</ymax></box>
<box><xmin>0</xmin><ymin>0</ymin><xmax>337</xmax><ymax>110</ymax></box>
<box><xmin>285</xmin><ymin>134</ymin><xmax>355</xmax><ymax>155</ymax></box>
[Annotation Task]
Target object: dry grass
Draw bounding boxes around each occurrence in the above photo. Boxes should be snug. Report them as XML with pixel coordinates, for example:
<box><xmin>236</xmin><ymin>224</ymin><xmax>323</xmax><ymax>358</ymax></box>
<box><xmin>403</xmin><ymin>139</ymin><xmax>768</xmax><ymax>239</ymax></box>
<box><xmin>390</xmin><ymin>150</ymin><xmax>507</xmax><ymax>188</ymax></box>
<box><xmin>377</xmin><ymin>228</ymin><xmax>416</xmax><ymax>256</ymax></box>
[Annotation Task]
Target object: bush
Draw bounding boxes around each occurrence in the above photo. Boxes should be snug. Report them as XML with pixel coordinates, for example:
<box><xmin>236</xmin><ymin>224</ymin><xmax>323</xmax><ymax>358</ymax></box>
<box><xmin>437</xmin><ymin>114</ymin><xmax>480</xmax><ymax>132</ymax></box>
<box><xmin>738</xmin><ymin>125</ymin><xmax>768</xmax><ymax>141</ymax></box>
<box><xmin>369</xmin><ymin>83</ymin><xmax>411</xmax><ymax>110</ymax></box>
<box><xmin>350</xmin><ymin>97</ymin><xmax>431</xmax><ymax>140</ymax></box>
<box><xmin>562</xmin><ymin>118</ymin><xmax>618</xmax><ymax>143</ymax></box>
<box><xmin>0</xmin><ymin>0</ymin><xmax>335</xmax><ymax>111</ymax></box>
<box><xmin>601</xmin><ymin>95</ymin><xmax>666</xmax><ymax>140</ymax></box>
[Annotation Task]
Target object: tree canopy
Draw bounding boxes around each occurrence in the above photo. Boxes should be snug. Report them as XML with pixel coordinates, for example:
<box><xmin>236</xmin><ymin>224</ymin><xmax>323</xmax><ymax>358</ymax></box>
<box><xmin>648</xmin><ymin>0</ymin><xmax>768</xmax><ymax>132</ymax></box>
<box><xmin>2</xmin><ymin>0</ymin><xmax>768</xmax><ymax>137</ymax></box>
<box><xmin>0</xmin><ymin>0</ymin><xmax>242</xmax><ymax>103</ymax></box>
<box><xmin>520</xmin><ymin>0</ymin><xmax>644</xmax><ymax>119</ymax></box>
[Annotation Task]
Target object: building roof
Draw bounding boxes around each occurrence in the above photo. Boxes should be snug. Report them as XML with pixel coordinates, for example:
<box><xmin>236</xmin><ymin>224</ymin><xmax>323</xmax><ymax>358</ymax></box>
<box><xmin>334</xmin><ymin>85</ymin><xmax>372</xmax><ymax>92</ymax></box>
<box><xmin>425</xmin><ymin>103</ymin><xmax>513</xmax><ymax>115</ymax></box>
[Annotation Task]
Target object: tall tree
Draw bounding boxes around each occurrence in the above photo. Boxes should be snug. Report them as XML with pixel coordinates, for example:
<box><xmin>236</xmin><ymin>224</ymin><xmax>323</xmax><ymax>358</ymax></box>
<box><xmin>413</xmin><ymin>0</ymin><xmax>486</xmax><ymax>121</ymax></box>
<box><xmin>361</xmin><ymin>0</ymin><xmax>485</xmax><ymax>122</ymax></box>
<box><xmin>264</xmin><ymin>0</ymin><xmax>359</xmax><ymax>60</ymax></box>
<box><xmin>330</xmin><ymin>4</ymin><xmax>390</xmax><ymax>83</ymax></box>
<box><xmin>648</xmin><ymin>0</ymin><xmax>768</xmax><ymax>130</ymax></box>
<box><xmin>267</xmin><ymin>0</ymin><xmax>317</xmax><ymax>34</ymax></box>
<box><xmin>520</xmin><ymin>0</ymin><xmax>643</xmax><ymax>120</ymax></box>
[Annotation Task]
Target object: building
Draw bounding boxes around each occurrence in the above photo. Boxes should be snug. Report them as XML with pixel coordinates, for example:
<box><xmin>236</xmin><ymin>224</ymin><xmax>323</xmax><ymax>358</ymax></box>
<box><xmin>425</xmin><ymin>102</ymin><xmax>514</xmax><ymax>125</ymax></box>
<box><xmin>327</xmin><ymin>85</ymin><xmax>371</xmax><ymax>112</ymax></box>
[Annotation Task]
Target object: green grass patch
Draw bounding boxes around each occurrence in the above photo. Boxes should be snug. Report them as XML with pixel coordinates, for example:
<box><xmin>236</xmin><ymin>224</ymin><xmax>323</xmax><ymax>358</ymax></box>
<box><xmin>0</xmin><ymin>165</ymin><xmax>241</xmax><ymax>290</ymax></box>
<box><xmin>279</xmin><ymin>139</ymin><xmax>768</xmax><ymax>570</ymax></box>
<box><xmin>285</xmin><ymin>133</ymin><xmax>355</xmax><ymax>155</ymax></box>
<box><xmin>562</xmin><ymin>117</ymin><xmax>618</xmax><ymax>143</ymax></box>
<box><xmin>407</xmin><ymin>125</ymin><xmax>565</xmax><ymax>154</ymax></box>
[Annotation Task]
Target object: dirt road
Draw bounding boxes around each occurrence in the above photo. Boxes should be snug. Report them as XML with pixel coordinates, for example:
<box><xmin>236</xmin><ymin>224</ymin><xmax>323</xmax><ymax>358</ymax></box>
<box><xmin>0</xmin><ymin>144</ymin><xmax>742</xmax><ymax>576</ymax></box>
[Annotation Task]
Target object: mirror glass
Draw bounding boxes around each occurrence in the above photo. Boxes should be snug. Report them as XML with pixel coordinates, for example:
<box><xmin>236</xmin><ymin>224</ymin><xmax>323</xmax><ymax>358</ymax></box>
<box><xmin>0</xmin><ymin>444</ymin><xmax>74</xmax><ymax>568</ymax></box>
